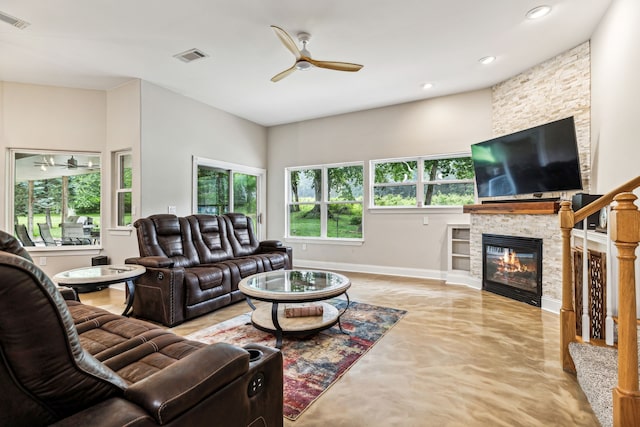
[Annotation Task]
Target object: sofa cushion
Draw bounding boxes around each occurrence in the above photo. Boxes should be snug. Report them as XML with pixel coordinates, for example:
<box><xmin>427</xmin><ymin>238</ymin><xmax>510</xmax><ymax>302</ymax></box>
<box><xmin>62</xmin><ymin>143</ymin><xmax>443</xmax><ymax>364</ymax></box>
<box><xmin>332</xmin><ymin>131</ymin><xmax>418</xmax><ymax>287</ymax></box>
<box><xmin>223</xmin><ymin>213</ymin><xmax>260</xmax><ymax>257</ymax></box>
<box><xmin>67</xmin><ymin>300</ymin><xmax>207</xmax><ymax>385</ymax></box>
<box><xmin>188</xmin><ymin>215</ymin><xmax>235</xmax><ymax>263</ymax></box>
<box><xmin>183</xmin><ymin>265</ymin><xmax>231</xmax><ymax>304</ymax></box>
<box><xmin>135</xmin><ymin>215</ymin><xmax>199</xmax><ymax>268</ymax></box>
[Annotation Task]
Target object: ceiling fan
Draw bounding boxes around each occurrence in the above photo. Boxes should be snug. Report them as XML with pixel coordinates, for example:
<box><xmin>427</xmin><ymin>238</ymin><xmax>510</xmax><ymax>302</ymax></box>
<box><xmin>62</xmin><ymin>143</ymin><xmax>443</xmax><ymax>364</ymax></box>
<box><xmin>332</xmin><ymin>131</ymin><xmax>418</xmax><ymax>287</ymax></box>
<box><xmin>270</xmin><ymin>25</ymin><xmax>363</xmax><ymax>82</ymax></box>
<box><xmin>34</xmin><ymin>155</ymin><xmax>99</xmax><ymax>170</ymax></box>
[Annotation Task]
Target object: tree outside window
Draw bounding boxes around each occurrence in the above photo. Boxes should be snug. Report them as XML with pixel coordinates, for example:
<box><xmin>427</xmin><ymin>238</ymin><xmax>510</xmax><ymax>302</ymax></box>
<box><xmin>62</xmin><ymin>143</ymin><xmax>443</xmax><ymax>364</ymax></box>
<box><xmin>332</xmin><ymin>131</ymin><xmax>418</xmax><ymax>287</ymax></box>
<box><xmin>193</xmin><ymin>158</ymin><xmax>264</xmax><ymax>237</ymax></box>
<box><xmin>197</xmin><ymin>166</ymin><xmax>229</xmax><ymax>215</ymax></box>
<box><xmin>371</xmin><ymin>154</ymin><xmax>474</xmax><ymax>207</ymax></box>
<box><xmin>287</xmin><ymin>163</ymin><xmax>363</xmax><ymax>239</ymax></box>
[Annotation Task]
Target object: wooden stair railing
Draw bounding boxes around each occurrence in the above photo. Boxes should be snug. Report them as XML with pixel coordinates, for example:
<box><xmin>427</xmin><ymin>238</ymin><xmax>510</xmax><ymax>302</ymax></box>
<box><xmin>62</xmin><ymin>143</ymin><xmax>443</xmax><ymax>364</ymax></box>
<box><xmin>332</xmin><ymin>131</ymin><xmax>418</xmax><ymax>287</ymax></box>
<box><xmin>611</xmin><ymin>193</ymin><xmax>640</xmax><ymax>426</ymax></box>
<box><xmin>559</xmin><ymin>175</ymin><xmax>640</xmax><ymax>427</ymax></box>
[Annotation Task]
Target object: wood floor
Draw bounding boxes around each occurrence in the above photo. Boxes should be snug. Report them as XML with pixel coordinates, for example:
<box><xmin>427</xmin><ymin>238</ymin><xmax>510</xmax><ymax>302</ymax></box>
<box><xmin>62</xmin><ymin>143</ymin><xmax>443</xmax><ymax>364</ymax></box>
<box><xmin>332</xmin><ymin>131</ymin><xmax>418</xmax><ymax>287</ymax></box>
<box><xmin>81</xmin><ymin>272</ymin><xmax>599</xmax><ymax>427</ymax></box>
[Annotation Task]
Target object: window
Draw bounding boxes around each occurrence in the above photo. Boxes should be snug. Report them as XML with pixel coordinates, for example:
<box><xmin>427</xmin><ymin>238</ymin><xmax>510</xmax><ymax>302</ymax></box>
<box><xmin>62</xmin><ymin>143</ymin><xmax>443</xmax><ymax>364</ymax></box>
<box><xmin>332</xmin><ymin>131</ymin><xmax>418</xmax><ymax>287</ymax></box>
<box><xmin>287</xmin><ymin>163</ymin><xmax>363</xmax><ymax>240</ymax></box>
<box><xmin>10</xmin><ymin>149</ymin><xmax>101</xmax><ymax>247</ymax></box>
<box><xmin>115</xmin><ymin>151</ymin><xmax>132</xmax><ymax>227</ymax></box>
<box><xmin>193</xmin><ymin>157</ymin><xmax>265</xmax><ymax>237</ymax></box>
<box><xmin>371</xmin><ymin>154</ymin><xmax>474</xmax><ymax>208</ymax></box>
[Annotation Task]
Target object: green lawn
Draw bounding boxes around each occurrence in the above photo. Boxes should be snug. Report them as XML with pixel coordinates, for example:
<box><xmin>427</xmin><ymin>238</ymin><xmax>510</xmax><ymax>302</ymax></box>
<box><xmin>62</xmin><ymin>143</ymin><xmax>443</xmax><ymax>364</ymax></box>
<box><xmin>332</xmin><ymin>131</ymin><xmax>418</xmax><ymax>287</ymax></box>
<box><xmin>16</xmin><ymin>213</ymin><xmax>100</xmax><ymax>239</ymax></box>
<box><xmin>289</xmin><ymin>204</ymin><xmax>362</xmax><ymax>238</ymax></box>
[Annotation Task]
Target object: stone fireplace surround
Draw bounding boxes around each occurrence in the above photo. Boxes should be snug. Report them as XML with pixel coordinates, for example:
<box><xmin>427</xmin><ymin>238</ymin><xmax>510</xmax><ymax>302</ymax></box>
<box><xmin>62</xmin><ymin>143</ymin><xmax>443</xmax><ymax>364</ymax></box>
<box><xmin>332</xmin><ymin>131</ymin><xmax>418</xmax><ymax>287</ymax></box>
<box><xmin>465</xmin><ymin>202</ymin><xmax>562</xmax><ymax>313</ymax></box>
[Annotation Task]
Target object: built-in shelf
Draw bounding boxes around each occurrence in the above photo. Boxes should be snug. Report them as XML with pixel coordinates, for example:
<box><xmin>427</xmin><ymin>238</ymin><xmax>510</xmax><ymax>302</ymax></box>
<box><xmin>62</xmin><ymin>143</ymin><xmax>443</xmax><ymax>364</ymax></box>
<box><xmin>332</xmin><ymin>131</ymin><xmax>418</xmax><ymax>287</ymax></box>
<box><xmin>463</xmin><ymin>201</ymin><xmax>560</xmax><ymax>215</ymax></box>
<box><xmin>448</xmin><ymin>225</ymin><xmax>471</xmax><ymax>273</ymax></box>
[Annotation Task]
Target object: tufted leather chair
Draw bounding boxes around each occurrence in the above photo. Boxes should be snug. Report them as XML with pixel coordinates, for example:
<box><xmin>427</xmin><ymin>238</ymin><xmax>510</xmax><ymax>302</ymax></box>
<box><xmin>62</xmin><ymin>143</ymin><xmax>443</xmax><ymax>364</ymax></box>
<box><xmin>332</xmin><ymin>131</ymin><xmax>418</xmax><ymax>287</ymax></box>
<box><xmin>0</xmin><ymin>230</ymin><xmax>284</xmax><ymax>427</ymax></box>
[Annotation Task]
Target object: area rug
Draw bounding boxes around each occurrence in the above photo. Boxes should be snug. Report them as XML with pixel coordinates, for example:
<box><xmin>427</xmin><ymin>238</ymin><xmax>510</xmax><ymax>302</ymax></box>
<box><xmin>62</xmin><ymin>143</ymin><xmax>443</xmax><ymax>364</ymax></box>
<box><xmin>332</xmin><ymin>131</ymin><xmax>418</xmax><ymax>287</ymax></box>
<box><xmin>186</xmin><ymin>299</ymin><xmax>406</xmax><ymax>420</ymax></box>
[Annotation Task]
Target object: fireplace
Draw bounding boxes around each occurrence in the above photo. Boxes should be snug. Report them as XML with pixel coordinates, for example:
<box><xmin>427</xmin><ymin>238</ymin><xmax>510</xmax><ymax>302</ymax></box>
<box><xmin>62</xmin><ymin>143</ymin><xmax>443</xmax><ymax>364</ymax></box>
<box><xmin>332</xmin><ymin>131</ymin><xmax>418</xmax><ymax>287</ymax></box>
<box><xmin>482</xmin><ymin>234</ymin><xmax>543</xmax><ymax>307</ymax></box>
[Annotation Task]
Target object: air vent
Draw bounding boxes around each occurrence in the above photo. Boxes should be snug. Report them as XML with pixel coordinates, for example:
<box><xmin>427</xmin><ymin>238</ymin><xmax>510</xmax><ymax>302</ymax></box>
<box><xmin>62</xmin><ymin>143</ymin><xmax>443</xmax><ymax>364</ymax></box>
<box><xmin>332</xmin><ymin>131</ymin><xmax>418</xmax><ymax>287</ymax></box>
<box><xmin>173</xmin><ymin>48</ymin><xmax>209</xmax><ymax>63</ymax></box>
<box><xmin>0</xmin><ymin>10</ymin><xmax>30</xmax><ymax>29</ymax></box>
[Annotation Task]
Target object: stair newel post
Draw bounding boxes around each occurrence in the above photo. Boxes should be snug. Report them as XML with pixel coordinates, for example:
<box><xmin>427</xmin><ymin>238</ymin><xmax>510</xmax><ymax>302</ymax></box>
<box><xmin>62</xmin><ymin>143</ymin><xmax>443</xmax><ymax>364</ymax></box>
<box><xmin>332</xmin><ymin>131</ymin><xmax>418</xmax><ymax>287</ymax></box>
<box><xmin>559</xmin><ymin>200</ymin><xmax>577</xmax><ymax>373</ymax></box>
<box><xmin>610</xmin><ymin>192</ymin><xmax>640</xmax><ymax>427</ymax></box>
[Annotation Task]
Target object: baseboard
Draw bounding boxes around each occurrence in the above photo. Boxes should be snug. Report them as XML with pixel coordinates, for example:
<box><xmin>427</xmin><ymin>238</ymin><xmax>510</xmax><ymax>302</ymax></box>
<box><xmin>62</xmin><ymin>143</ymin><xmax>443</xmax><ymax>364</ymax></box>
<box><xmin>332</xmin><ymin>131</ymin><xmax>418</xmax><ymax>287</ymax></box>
<box><xmin>292</xmin><ymin>259</ymin><xmax>562</xmax><ymax>314</ymax></box>
<box><xmin>446</xmin><ymin>274</ymin><xmax>482</xmax><ymax>289</ymax></box>
<box><xmin>293</xmin><ymin>259</ymin><xmax>446</xmax><ymax>282</ymax></box>
<box><xmin>541</xmin><ymin>296</ymin><xmax>561</xmax><ymax>314</ymax></box>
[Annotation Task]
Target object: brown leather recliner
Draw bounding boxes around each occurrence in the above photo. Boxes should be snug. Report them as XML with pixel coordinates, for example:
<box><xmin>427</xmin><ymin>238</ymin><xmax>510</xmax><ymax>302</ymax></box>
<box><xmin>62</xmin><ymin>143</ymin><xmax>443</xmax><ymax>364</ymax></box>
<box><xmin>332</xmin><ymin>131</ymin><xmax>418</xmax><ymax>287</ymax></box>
<box><xmin>0</xmin><ymin>230</ymin><xmax>284</xmax><ymax>427</ymax></box>
<box><xmin>127</xmin><ymin>213</ymin><xmax>293</xmax><ymax>327</ymax></box>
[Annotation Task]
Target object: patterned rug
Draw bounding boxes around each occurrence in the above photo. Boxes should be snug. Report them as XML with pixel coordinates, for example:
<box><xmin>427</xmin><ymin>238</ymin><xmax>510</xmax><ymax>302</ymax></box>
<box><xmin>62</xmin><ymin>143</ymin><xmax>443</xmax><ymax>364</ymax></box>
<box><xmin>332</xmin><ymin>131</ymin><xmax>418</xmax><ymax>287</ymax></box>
<box><xmin>186</xmin><ymin>299</ymin><xmax>406</xmax><ymax>420</ymax></box>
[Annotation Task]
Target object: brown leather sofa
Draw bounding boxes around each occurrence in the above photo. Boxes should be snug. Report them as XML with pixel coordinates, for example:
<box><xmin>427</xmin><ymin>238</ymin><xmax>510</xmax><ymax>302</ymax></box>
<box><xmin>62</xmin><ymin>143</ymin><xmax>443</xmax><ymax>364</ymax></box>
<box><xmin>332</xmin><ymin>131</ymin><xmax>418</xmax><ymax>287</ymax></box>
<box><xmin>126</xmin><ymin>213</ymin><xmax>293</xmax><ymax>327</ymax></box>
<box><xmin>0</xmin><ymin>230</ymin><xmax>284</xmax><ymax>427</ymax></box>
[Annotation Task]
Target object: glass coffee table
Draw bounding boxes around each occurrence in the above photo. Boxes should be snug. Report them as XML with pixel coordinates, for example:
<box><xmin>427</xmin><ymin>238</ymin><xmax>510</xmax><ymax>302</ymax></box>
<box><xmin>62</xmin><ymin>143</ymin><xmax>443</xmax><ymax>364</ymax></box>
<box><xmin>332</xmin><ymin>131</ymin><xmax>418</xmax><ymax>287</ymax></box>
<box><xmin>238</xmin><ymin>270</ymin><xmax>351</xmax><ymax>348</ymax></box>
<box><xmin>53</xmin><ymin>264</ymin><xmax>146</xmax><ymax>316</ymax></box>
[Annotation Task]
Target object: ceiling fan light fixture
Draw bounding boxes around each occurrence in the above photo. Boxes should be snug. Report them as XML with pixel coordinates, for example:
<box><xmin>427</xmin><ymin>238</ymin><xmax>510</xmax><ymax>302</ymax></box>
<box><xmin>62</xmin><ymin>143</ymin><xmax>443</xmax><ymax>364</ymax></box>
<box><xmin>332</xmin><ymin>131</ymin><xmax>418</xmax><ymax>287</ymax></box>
<box><xmin>296</xmin><ymin>60</ymin><xmax>312</xmax><ymax>71</ymax></box>
<box><xmin>526</xmin><ymin>5</ymin><xmax>552</xmax><ymax>20</ymax></box>
<box><xmin>67</xmin><ymin>156</ymin><xmax>78</xmax><ymax>169</ymax></box>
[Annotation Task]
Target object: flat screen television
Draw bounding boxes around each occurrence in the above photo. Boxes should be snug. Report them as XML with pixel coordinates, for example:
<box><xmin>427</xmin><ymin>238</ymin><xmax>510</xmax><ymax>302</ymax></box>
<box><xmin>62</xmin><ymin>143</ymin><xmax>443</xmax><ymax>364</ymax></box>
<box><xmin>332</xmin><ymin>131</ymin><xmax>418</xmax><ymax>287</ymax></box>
<box><xmin>470</xmin><ymin>117</ymin><xmax>583</xmax><ymax>199</ymax></box>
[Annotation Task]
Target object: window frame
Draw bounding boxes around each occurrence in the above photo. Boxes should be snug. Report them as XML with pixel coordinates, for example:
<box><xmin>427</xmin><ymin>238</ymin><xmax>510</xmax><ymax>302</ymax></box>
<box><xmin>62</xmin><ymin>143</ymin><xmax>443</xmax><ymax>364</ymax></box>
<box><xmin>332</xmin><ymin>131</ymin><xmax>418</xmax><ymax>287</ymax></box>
<box><xmin>286</xmin><ymin>161</ymin><xmax>364</xmax><ymax>242</ymax></box>
<box><xmin>114</xmin><ymin>150</ymin><xmax>132</xmax><ymax>228</ymax></box>
<box><xmin>369</xmin><ymin>152</ymin><xmax>474</xmax><ymax>210</ymax></box>
<box><xmin>8</xmin><ymin>148</ymin><xmax>103</xmax><ymax>251</ymax></box>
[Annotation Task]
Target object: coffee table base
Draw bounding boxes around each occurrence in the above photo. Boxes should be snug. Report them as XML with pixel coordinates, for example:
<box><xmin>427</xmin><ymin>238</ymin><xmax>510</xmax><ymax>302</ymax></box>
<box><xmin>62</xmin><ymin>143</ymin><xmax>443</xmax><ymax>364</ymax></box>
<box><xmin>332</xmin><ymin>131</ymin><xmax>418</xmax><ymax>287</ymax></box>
<box><xmin>248</xmin><ymin>297</ymin><xmax>350</xmax><ymax>348</ymax></box>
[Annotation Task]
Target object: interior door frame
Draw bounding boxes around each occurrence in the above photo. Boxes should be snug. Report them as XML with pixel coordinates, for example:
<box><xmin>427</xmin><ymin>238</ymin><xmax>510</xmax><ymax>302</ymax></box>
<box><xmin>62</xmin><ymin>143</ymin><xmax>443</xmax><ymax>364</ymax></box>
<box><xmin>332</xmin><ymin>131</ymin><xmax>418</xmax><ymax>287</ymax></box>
<box><xmin>192</xmin><ymin>156</ymin><xmax>267</xmax><ymax>239</ymax></box>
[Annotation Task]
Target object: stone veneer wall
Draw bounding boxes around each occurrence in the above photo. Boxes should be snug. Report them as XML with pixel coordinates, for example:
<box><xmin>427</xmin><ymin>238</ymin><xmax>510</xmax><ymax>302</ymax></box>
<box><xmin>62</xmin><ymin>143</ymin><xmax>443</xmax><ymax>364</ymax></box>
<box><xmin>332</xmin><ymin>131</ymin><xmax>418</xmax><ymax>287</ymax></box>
<box><xmin>492</xmin><ymin>42</ymin><xmax>591</xmax><ymax>192</ymax></box>
<box><xmin>470</xmin><ymin>213</ymin><xmax>562</xmax><ymax>301</ymax></box>
<box><xmin>470</xmin><ymin>42</ymin><xmax>591</xmax><ymax>305</ymax></box>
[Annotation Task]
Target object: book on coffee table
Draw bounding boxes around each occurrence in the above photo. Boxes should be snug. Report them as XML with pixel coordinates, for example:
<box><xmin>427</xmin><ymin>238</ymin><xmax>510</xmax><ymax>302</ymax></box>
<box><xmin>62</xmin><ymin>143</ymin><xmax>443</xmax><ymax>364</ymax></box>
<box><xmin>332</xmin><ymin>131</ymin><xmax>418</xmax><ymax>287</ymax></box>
<box><xmin>284</xmin><ymin>304</ymin><xmax>324</xmax><ymax>318</ymax></box>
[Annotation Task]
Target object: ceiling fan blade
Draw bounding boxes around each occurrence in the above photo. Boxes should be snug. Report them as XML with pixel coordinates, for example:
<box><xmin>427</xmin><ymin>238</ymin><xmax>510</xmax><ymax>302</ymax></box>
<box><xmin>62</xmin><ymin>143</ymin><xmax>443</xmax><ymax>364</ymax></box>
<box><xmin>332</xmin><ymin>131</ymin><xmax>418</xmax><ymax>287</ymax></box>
<box><xmin>271</xmin><ymin>25</ymin><xmax>301</xmax><ymax>59</ymax></box>
<box><xmin>271</xmin><ymin>64</ymin><xmax>297</xmax><ymax>82</ymax></box>
<box><xmin>306</xmin><ymin>58</ymin><xmax>363</xmax><ymax>72</ymax></box>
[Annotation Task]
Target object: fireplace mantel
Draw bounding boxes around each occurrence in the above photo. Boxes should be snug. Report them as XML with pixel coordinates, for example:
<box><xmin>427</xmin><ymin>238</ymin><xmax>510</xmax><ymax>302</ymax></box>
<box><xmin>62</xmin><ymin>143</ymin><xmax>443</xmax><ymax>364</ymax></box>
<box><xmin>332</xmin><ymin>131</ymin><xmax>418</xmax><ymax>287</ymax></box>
<box><xmin>463</xmin><ymin>201</ymin><xmax>560</xmax><ymax>215</ymax></box>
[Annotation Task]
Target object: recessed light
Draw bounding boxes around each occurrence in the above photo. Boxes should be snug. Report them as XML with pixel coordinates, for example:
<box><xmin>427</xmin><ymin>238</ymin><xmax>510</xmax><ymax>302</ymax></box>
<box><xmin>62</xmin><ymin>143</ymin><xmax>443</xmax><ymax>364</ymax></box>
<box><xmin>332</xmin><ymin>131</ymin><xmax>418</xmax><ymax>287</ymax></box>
<box><xmin>526</xmin><ymin>5</ymin><xmax>552</xmax><ymax>20</ymax></box>
<box><xmin>422</xmin><ymin>83</ymin><xmax>433</xmax><ymax>90</ymax></box>
<box><xmin>479</xmin><ymin>56</ymin><xmax>496</xmax><ymax>65</ymax></box>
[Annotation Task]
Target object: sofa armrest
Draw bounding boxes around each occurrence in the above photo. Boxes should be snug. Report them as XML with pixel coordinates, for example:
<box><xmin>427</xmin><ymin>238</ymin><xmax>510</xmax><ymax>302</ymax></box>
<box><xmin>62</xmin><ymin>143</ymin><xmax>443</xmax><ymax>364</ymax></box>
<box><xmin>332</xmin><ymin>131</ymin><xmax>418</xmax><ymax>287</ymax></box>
<box><xmin>57</xmin><ymin>286</ymin><xmax>79</xmax><ymax>301</ymax></box>
<box><xmin>257</xmin><ymin>243</ymin><xmax>293</xmax><ymax>269</ymax></box>
<box><xmin>126</xmin><ymin>256</ymin><xmax>174</xmax><ymax>268</ymax></box>
<box><xmin>124</xmin><ymin>343</ymin><xmax>249</xmax><ymax>424</ymax></box>
<box><xmin>259</xmin><ymin>240</ymin><xmax>283</xmax><ymax>249</ymax></box>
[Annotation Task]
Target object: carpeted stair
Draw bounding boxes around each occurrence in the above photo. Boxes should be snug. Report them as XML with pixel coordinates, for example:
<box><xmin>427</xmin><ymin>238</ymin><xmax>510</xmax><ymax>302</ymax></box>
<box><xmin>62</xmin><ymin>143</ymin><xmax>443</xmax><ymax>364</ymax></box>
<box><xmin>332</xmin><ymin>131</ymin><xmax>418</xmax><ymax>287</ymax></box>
<box><xmin>569</xmin><ymin>333</ymin><xmax>640</xmax><ymax>427</ymax></box>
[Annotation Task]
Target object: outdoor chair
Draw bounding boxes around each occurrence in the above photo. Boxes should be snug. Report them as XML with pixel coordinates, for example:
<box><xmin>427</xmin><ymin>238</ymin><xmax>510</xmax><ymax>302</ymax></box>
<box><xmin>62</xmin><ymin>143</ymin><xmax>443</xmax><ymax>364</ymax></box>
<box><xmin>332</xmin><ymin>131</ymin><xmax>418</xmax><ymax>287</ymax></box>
<box><xmin>37</xmin><ymin>223</ymin><xmax>60</xmax><ymax>246</ymax></box>
<box><xmin>61</xmin><ymin>222</ymin><xmax>92</xmax><ymax>245</ymax></box>
<box><xmin>14</xmin><ymin>224</ymin><xmax>35</xmax><ymax>247</ymax></box>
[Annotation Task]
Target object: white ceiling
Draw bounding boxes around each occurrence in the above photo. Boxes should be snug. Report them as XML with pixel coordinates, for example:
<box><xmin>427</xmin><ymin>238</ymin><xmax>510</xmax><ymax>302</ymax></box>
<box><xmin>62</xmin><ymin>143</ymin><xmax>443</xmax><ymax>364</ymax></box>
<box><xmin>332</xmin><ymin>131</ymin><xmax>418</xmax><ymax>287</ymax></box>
<box><xmin>0</xmin><ymin>0</ymin><xmax>612</xmax><ymax>127</ymax></box>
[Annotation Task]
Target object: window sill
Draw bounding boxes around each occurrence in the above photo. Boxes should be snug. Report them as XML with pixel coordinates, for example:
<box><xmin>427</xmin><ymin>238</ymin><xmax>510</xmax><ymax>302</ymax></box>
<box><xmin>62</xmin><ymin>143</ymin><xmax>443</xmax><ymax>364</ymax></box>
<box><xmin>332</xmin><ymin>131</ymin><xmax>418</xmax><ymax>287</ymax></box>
<box><xmin>27</xmin><ymin>245</ymin><xmax>102</xmax><ymax>256</ymax></box>
<box><xmin>107</xmin><ymin>227</ymin><xmax>134</xmax><ymax>236</ymax></box>
<box><xmin>284</xmin><ymin>237</ymin><xmax>364</xmax><ymax>246</ymax></box>
<box><xmin>367</xmin><ymin>206</ymin><xmax>466</xmax><ymax>214</ymax></box>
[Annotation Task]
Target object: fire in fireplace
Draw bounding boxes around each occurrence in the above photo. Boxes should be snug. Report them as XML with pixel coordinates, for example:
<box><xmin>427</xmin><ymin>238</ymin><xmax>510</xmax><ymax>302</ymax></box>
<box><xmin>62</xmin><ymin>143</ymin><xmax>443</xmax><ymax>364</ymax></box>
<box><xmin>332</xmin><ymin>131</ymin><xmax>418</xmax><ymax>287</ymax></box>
<box><xmin>482</xmin><ymin>234</ymin><xmax>542</xmax><ymax>307</ymax></box>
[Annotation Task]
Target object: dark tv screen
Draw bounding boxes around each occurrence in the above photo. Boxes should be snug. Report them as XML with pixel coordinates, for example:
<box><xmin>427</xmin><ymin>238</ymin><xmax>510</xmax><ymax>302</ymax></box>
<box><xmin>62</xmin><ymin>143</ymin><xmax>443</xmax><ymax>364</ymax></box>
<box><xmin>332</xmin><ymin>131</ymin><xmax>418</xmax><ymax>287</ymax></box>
<box><xmin>471</xmin><ymin>117</ymin><xmax>583</xmax><ymax>198</ymax></box>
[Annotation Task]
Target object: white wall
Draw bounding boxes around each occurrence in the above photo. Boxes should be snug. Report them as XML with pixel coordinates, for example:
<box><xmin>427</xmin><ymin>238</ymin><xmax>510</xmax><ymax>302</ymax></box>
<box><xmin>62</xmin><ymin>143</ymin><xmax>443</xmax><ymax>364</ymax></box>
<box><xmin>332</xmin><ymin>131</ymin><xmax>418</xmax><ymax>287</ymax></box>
<box><xmin>590</xmin><ymin>0</ymin><xmax>640</xmax><ymax>193</ymax></box>
<box><xmin>103</xmin><ymin>80</ymin><xmax>142</xmax><ymax>264</ymax></box>
<box><xmin>267</xmin><ymin>89</ymin><xmax>493</xmax><ymax>277</ymax></box>
<box><xmin>139</xmin><ymin>82</ymin><xmax>268</xmax><ymax>218</ymax></box>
